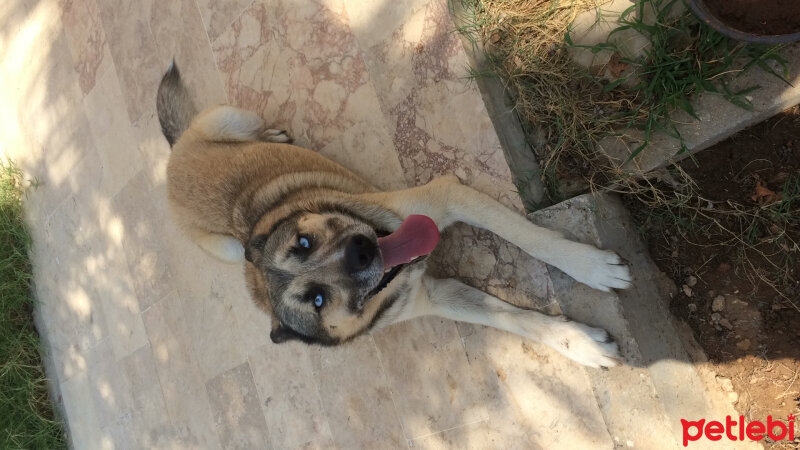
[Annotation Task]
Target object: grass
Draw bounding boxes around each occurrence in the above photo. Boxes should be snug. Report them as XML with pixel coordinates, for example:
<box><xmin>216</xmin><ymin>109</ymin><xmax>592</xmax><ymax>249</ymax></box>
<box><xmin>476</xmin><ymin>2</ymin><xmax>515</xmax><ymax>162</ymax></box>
<box><xmin>456</xmin><ymin>0</ymin><xmax>798</xmax><ymax>300</ymax></box>
<box><xmin>621</xmin><ymin>164</ymin><xmax>799</xmax><ymax>306</ymax></box>
<box><xmin>456</xmin><ymin>0</ymin><xmax>630</xmax><ymax>198</ymax></box>
<box><xmin>567</xmin><ymin>0</ymin><xmax>788</xmax><ymax>162</ymax></box>
<box><xmin>0</xmin><ymin>160</ymin><xmax>67</xmax><ymax>449</ymax></box>
<box><xmin>456</xmin><ymin>0</ymin><xmax>787</xmax><ymax>197</ymax></box>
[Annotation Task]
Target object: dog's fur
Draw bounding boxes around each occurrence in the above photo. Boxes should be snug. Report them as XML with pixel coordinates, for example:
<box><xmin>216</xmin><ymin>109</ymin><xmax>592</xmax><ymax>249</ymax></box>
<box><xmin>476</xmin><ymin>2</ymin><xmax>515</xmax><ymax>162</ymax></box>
<box><xmin>157</xmin><ymin>63</ymin><xmax>633</xmax><ymax>368</ymax></box>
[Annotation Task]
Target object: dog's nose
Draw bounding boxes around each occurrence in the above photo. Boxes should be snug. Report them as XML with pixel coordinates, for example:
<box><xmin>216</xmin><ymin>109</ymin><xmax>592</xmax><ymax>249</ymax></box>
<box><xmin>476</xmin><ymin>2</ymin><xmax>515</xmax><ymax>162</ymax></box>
<box><xmin>345</xmin><ymin>234</ymin><xmax>377</xmax><ymax>274</ymax></box>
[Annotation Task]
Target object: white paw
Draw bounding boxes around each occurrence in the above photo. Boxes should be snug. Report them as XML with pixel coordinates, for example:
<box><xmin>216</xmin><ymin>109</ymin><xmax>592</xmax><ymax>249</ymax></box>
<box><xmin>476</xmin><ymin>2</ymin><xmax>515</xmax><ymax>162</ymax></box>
<box><xmin>260</xmin><ymin>129</ymin><xmax>291</xmax><ymax>143</ymax></box>
<box><xmin>544</xmin><ymin>317</ymin><xmax>620</xmax><ymax>368</ymax></box>
<box><xmin>559</xmin><ymin>243</ymin><xmax>632</xmax><ymax>292</ymax></box>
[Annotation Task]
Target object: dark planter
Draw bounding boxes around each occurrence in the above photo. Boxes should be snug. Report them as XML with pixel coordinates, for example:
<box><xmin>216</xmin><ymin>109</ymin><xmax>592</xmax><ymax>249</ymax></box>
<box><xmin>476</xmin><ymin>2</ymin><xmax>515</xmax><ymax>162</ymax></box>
<box><xmin>688</xmin><ymin>0</ymin><xmax>800</xmax><ymax>44</ymax></box>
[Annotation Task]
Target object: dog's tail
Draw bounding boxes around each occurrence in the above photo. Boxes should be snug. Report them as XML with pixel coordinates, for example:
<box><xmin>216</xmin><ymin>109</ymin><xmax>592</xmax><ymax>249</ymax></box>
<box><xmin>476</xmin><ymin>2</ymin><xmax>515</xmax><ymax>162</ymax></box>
<box><xmin>156</xmin><ymin>61</ymin><xmax>197</xmax><ymax>147</ymax></box>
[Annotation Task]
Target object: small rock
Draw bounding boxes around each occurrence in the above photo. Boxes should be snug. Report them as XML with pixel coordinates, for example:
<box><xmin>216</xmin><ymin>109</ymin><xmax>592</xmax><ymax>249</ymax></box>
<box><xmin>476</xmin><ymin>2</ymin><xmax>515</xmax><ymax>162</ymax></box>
<box><xmin>712</xmin><ymin>295</ymin><xmax>725</xmax><ymax>312</ymax></box>
<box><xmin>708</xmin><ymin>290</ymin><xmax>715</xmax><ymax>299</ymax></box>
<box><xmin>687</xmin><ymin>303</ymin><xmax>698</xmax><ymax>312</ymax></box>
<box><xmin>686</xmin><ymin>275</ymin><xmax>698</xmax><ymax>287</ymax></box>
<box><xmin>716</xmin><ymin>376</ymin><xmax>734</xmax><ymax>391</ymax></box>
<box><xmin>719</xmin><ymin>318</ymin><xmax>734</xmax><ymax>330</ymax></box>
<box><xmin>626</xmin><ymin>440</ymin><xmax>634</xmax><ymax>447</ymax></box>
<box><xmin>736</xmin><ymin>339</ymin><xmax>751</xmax><ymax>351</ymax></box>
<box><xmin>728</xmin><ymin>392</ymin><xmax>739</xmax><ymax>403</ymax></box>
<box><xmin>713</xmin><ymin>324</ymin><xmax>722</xmax><ymax>331</ymax></box>
<box><xmin>711</xmin><ymin>312</ymin><xmax>722</xmax><ymax>323</ymax></box>
<box><xmin>682</xmin><ymin>285</ymin><xmax>693</xmax><ymax>297</ymax></box>
<box><xmin>671</xmin><ymin>249</ymin><xmax>679</xmax><ymax>258</ymax></box>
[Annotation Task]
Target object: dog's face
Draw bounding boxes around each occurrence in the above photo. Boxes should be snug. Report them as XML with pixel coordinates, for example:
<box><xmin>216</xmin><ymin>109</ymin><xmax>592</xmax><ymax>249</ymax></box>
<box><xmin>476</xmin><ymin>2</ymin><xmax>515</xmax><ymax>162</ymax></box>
<box><xmin>245</xmin><ymin>210</ymin><xmax>410</xmax><ymax>345</ymax></box>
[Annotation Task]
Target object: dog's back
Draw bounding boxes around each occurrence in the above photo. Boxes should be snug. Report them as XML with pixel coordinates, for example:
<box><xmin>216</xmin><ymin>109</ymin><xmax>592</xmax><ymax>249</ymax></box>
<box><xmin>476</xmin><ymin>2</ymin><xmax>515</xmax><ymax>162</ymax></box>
<box><xmin>156</xmin><ymin>63</ymin><xmax>377</xmax><ymax>243</ymax></box>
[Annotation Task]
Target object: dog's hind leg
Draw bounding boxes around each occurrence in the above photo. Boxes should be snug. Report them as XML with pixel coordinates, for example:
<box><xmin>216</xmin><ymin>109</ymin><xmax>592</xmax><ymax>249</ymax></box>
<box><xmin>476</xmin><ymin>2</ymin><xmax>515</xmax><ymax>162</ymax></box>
<box><xmin>409</xmin><ymin>277</ymin><xmax>620</xmax><ymax>368</ymax></box>
<box><xmin>193</xmin><ymin>105</ymin><xmax>290</xmax><ymax>143</ymax></box>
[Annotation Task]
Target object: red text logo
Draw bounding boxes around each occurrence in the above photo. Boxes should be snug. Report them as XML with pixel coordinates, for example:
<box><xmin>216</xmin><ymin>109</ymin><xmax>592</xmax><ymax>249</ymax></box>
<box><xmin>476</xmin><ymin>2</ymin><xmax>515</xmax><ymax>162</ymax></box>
<box><xmin>681</xmin><ymin>415</ymin><xmax>796</xmax><ymax>447</ymax></box>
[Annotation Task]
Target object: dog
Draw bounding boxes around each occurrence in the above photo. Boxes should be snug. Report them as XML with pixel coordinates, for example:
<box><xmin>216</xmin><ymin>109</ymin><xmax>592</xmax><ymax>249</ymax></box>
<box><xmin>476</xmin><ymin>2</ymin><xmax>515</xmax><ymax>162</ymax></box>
<box><xmin>156</xmin><ymin>63</ymin><xmax>632</xmax><ymax>368</ymax></box>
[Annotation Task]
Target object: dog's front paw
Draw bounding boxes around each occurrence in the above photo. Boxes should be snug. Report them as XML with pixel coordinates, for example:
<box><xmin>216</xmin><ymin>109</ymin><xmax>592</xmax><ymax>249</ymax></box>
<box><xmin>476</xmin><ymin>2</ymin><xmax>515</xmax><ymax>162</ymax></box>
<box><xmin>559</xmin><ymin>243</ymin><xmax>632</xmax><ymax>292</ymax></box>
<box><xmin>544</xmin><ymin>317</ymin><xmax>620</xmax><ymax>368</ymax></box>
<box><xmin>260</xmin><ymin>129</ymin><xmax>292</xmax><ymax>143</ymax></box>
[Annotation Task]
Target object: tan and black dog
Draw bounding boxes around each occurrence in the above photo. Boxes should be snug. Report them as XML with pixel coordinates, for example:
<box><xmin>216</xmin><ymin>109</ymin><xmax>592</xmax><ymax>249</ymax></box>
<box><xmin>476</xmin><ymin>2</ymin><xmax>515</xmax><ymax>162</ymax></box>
<box><xmin>157</xmin><ymin>63</ymin><xmax>632</xmax><ymax>368</ymax></box>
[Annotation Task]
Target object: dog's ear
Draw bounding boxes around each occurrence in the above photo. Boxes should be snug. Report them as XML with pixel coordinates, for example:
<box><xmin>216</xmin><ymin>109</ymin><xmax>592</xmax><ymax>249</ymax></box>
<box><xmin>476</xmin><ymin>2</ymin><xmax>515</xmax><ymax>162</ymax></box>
<box><xmin>270</xmin><ymin>321</ymin><xmax>301</xmax><ymax>344</ymax></box>
<box><xmin>244</xmin><ymin>260</ymin><xmax>272</xmax><ymax>315</ymax></box>
<box><xmin>245</xmin><ymin>234</ymin><xmax>269</xmax><ymax>264</ymax></box>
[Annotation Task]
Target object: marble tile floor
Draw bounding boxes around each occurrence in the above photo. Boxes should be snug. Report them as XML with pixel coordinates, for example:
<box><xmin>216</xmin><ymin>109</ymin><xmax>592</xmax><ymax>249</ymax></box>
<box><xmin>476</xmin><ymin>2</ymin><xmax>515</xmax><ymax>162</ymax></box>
<box><xmin>1</xmin><ymin>0</ymin><xmax>616</xmax><ymax>448</ymax></box>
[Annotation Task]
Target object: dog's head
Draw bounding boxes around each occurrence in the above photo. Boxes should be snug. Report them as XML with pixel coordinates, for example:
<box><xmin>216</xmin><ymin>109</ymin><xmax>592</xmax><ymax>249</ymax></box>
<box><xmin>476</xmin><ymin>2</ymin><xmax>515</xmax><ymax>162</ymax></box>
<box><xmin>244</xmin><ymin>204</ymin><xmax>439</xmax><ymax>346</ymax></box>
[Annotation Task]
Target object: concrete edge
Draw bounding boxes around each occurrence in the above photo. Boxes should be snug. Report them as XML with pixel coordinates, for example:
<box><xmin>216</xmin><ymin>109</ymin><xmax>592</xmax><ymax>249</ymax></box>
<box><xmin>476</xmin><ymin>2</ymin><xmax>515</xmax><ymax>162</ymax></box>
<box><xmin>449</xmin><ymin>0</ymin><xmax>549</xmax><ymax>211</ymax></box>
<box><xmin>597</xmin><ymin>44</ymin><xmax>800</xmax><ymax>175</ymax></box>
<box><xmin>528</xmin><ymin>193</ymin><xmax>762</xmax><ymax>449</ymax></box>
<box><xmin>528</xmin><ymin>195</ymin><xmax>678</xmax><ymax>449</ymax></box>
<box><xmin>590</xmin><ymin>194</ymin><xmax>761</xmax><ymax>449</ymax></box>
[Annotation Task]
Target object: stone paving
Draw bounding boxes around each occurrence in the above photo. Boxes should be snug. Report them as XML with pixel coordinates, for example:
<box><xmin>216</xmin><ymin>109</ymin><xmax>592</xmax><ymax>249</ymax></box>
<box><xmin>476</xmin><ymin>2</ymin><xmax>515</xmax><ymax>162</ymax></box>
<box><xmin>0</xmin><ymin>0</ymin><xmax>629</xmax><ymax>448</ymax></box>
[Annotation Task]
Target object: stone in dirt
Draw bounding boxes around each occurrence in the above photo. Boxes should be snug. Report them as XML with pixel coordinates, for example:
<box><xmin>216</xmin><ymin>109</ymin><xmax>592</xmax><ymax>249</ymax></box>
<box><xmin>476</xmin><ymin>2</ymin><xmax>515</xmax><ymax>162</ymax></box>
<box><xmin>716</xmin><ymin>376</ymin><xmax>734</xmax><ymax>392</ymax></box>
<box><xmin>736</xmin><ymin>339</ymin><xmax>751</xmax><ymax>351</ymax></box>
<box><xmin>712</xmin><ymin>295</ymin><xmax>725</xmax><ymax>312</ymax></box>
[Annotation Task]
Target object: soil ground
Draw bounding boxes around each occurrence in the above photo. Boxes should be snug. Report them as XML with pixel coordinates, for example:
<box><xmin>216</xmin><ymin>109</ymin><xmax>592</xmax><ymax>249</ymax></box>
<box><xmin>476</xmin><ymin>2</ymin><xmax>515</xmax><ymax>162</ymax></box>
<box><xmin>633</xmin><ymin>108</ymin><xmax>800</xmax><ymax>448</ymax></box>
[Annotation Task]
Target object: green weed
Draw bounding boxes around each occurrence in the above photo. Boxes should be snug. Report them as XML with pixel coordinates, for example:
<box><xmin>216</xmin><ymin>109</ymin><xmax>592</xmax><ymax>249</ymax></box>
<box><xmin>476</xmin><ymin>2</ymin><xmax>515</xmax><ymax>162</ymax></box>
<box><xmin>567</xmin><ymin>0</ymin><xmax>788</xmax><ymax>162</ymax></box>
<box><xmin>0</xmin><ymin>159</ymin><xmax>67</xmax><ymax>449</ymax></box>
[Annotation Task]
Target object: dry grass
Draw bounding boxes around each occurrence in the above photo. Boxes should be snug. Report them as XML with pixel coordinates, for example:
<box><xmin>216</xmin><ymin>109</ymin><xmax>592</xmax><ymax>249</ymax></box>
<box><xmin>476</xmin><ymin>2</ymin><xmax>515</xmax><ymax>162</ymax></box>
<box><xmin>458</xmin><ymin>0</ymin><xmax>797</xmax><ymax>301</ymax></box>
<box><xmin>460</xmin><ymin>0</ymin><xmax>642</xmax><ymax>197</ymax></box>
<box><xmin>613</xmin><ymin>164</ymin><xmax>800</xmax><ymax>306</ymax></box>
<box><xmin>461</xmin><ymin>0</ymin><xmax>786</xmax><ymax>192</ymax></box>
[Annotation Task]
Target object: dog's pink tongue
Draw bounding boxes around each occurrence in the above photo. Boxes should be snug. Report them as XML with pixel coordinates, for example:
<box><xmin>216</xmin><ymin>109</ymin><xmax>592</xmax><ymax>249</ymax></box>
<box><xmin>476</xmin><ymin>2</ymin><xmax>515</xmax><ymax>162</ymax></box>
<box><xmin>377</xmin><ymin>215</ymin><xmax>440</xmax><ymax>269</ymax></box>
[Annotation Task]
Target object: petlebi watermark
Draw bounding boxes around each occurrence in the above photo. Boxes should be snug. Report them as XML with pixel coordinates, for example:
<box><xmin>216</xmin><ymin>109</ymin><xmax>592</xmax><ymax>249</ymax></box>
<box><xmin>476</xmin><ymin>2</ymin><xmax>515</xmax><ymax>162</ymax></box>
<box><xmin>681</xmin><ymin>414</ymin><xmax>797</xmax><ymax>447</ymax></box>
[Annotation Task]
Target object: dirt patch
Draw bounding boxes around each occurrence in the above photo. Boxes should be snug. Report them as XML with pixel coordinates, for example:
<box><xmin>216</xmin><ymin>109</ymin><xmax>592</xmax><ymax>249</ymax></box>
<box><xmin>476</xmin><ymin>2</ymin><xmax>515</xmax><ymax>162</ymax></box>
<box><xmin>634</xmin><ymin>109</ymin><xmax>800</xmax><ymax>448</ymax></box>
<box><xmin>705</xmin><ymin>0</ymin><xmax>800</xmax><ymax>35</ymax></box>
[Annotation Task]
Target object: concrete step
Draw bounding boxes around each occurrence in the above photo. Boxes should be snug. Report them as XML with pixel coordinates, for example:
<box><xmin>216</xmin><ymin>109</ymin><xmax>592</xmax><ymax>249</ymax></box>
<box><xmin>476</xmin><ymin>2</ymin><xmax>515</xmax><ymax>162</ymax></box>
<box><xmin>528</xmin><ymin>194</ymin><xmax>762</xmax><ymax>449</ymax></box>
<box><xmin>450</xmin><ymin>0</ymin><xmax>549</xmax><ymax>211</ymax></box>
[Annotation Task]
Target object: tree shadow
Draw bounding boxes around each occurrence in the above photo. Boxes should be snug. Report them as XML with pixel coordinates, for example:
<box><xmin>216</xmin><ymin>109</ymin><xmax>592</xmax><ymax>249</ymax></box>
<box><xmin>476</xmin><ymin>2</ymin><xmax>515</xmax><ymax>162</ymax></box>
<box><xmin>6</xmin><ymin>0</ymin><xmax>800</xmax><ymax>448</ymax></box>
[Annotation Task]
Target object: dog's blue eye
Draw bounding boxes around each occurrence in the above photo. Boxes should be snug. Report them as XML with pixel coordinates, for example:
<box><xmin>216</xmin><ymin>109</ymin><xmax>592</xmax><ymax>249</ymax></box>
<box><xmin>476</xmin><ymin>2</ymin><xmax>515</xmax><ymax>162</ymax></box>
<box><xmin>298</xmin><ymin>236</ymin><xmax>311</xmax><ymax>249</ymax></box>
<box><xmin>314</xmin><ymin>293</ymin><xmax>324</xmax><ymax>308</ymax></box>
